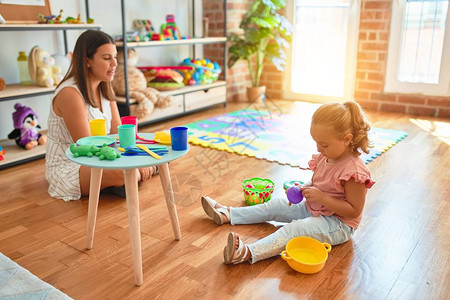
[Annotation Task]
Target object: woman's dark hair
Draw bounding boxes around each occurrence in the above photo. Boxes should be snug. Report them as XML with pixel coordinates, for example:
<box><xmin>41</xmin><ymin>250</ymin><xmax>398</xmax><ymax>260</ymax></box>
<box><xmin>58</xmin><ymin>30</ymin><xmax>116</xmax><ymax>107</ymax></box>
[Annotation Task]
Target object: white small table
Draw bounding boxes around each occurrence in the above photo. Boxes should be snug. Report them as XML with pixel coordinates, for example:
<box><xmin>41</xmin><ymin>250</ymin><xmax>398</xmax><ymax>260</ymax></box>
<box><xmin>66</xmin><ymin>133</ymin><xmax>189</xmax><ymax>285</ymax></box>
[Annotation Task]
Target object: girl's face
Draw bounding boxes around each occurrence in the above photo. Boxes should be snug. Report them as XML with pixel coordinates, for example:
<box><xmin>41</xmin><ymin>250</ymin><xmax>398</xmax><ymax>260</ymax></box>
<box><xmin>87</xmin><ymin>43</ymin><xmax>117</xmax><ymax>82</ymax></box>
<box><xmin>310</xmin><ymin>124</ymin><xmax>353</xmax><ymax>163</ymax></box>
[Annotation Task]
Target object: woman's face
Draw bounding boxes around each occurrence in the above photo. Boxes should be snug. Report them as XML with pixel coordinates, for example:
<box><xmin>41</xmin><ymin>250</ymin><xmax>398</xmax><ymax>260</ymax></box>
<box><xmin>310</xmin><ymin>124</ymin><xmax>352</xmax><ymax>163</ymax></box>
<box><xmin>87</xmin><ymin>43</ymin><xmax>117</xmax><ymax>82</ymax></box>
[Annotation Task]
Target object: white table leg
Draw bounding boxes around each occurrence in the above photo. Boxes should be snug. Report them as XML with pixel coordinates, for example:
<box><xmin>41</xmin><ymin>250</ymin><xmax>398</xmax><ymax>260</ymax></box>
<box><xmin>123</xmin><ymin>168</ymin><xmax>143</xmax><ymax>286</ymax></box>
<box><xmin>86</xmin><ymin>167</ymin><xmax>103</xmax><ymax>249</ymax></box>
<box><xmin>158</xmin><ymin>163</ymin><xmax>182</xmax><ymax>240</ymax></box>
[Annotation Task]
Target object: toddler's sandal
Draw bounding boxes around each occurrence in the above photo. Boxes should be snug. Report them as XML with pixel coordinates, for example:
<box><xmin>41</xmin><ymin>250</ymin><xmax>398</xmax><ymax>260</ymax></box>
<box><xmin>223</xmin><ymin>232</ymin><xmax>248</xmax><ymax>264</ymax></box>
<box><xmin>201</xmin><ymin>196</ymin><xmax>230</xmax><ymax>225</ymax></box>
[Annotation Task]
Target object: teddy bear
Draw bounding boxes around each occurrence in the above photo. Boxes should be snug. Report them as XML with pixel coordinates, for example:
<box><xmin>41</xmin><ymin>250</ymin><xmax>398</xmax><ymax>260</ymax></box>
<box><xmin>112</xmin><ymin>48</ymin><xmax>172</xmax><ymax>119</ymax></box>
<box><xmin>8</xmin><ymin>103</ymin><xmax>47</xmax><ymax>150</ymax></box>
<box><xmin>28</xmin><ymin>46</ymin><xmax>63</xmax><ymax>87</ymax></box>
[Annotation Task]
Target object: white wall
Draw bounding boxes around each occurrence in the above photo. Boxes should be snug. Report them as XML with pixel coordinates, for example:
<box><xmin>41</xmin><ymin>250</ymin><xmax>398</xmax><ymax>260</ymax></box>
<box><xmin>0</xmin><ymin>0</ymin><xmax>202</xmax><ymax>139</ymax></box>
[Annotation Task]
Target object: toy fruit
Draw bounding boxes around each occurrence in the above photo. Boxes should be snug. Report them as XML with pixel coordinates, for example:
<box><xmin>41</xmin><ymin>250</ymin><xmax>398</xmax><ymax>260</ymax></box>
<box><xmin>242</xmin><ymin>178</ymin><xmax>275</xmax><ymax>205</ymax></box>
<box><xmin>281</xmin><ymin>236</ymin><xmax>331</xmax><ymax>274</ymax></box>
<box><xmin>287</xmin><ymin>186</ymin><xmax>303</xmax><ymax>204</ymax></box>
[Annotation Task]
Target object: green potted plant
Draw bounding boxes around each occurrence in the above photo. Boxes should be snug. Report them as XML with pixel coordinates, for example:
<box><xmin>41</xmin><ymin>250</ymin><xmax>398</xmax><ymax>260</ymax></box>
<box><xmin>227</xmin><ymin>0</ymin><xmax>292</xmax><ymax>102</ymax></box>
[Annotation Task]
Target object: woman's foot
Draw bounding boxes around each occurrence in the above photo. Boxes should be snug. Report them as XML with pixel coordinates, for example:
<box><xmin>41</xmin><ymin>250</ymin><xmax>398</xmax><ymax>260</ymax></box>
<box><xmin>223</xmin><ymin>232</ymin><xmax>251</xmax><ymax>264</ymax></box>
<box><xmin>138</xmin><ymin>166</ymin><xmax>158</xmax><ymax>182</ymax></box>
<box><xmin>201</xmin><ymin>196</ymin><xmax>230</xmax><ymax>225</ymax></box>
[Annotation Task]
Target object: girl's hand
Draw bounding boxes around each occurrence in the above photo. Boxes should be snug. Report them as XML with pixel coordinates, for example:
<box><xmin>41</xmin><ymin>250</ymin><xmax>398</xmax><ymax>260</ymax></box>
<box><xmin>300</xmin><ymin>186</ymin><xmax>323</xmax><ymax>204</ymax></box>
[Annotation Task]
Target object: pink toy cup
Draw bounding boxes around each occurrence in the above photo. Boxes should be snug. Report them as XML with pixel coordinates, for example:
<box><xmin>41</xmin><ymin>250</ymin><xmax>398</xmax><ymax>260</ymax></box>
<box><xmin>121</xmin><ymin>116</ymin><xmax>138</xmax><ymax>135</ymax></box>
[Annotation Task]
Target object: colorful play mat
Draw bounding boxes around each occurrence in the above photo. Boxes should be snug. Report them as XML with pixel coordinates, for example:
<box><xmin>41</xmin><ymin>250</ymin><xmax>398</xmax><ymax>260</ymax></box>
<box><xmin>184</xmin><ymin>108</ymin><xmax>408</xmax><ymax>168</ymax></box>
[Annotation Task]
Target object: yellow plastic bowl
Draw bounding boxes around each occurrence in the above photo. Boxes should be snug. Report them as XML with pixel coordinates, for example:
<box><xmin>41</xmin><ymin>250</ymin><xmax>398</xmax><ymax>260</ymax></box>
<box><xmin>281</xmin><ymin>236</ymin><xmax>331</xmax><ymax>274</ymax></box>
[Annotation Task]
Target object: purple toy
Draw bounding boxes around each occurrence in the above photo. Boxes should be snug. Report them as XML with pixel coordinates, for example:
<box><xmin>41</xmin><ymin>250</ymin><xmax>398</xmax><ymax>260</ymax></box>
<box><xmin>287</xmin><ymin>186</ymin><xmax>303</xmax><ymax>204</ymax></box>
<box><xmin>8</xmin><ymin>103</ymin><xmax>46</xmax><ymax>150</ymax></box>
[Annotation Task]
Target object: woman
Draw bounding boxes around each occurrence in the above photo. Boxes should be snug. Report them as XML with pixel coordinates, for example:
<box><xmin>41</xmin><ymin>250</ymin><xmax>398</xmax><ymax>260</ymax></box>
<box><xmin>45</xmin><ymin>30</ymin><xmax>156</xmax><ymax>201</ymax></box>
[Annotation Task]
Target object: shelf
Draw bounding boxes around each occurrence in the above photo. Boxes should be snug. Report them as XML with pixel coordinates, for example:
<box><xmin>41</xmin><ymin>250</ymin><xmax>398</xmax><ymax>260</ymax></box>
<box><xmin>116</xmin><ymin>37</ymin><xmax>227</xmax><ymax>48</ymax></box>
<box><xmin>0</xmin><ymin>138</ymin><xmax>46</xmax><ymax>170</ymax></box>
<box><xmin>0</xmin><ymin>23</ymin><xmax>101</xmax><ymax>31</ymax></box>
<box><xmin>115</xmin><ymin>81</ymin><xmax>227</xmax><ymax>104</ymax></box>
<box><xmin>0</xmin><ymin>84</ymin><xmax>55</xmax><ymax>101</ymax></box>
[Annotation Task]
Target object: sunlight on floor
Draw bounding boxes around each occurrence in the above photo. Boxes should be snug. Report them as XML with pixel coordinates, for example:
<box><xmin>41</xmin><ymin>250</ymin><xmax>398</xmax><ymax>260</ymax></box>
<box><xmin>409</xmin><ymin>118</ymin><xmax>450</xmax><ymax>145</ymax></box>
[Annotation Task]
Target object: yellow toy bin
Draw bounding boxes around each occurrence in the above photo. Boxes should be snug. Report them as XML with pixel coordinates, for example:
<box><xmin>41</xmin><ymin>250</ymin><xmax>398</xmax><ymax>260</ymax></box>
<box><xmin>281</xmin><ymin>236</ymin><xmax>331</xmax><ymax>274</ymax></box>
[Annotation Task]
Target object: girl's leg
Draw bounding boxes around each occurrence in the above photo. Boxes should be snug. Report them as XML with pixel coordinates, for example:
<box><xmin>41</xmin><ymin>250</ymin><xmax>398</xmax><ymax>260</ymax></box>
<box><xmin>230</xmin><ymin>197</ymin><xmax>311</xmax><ymax>225</ymax></box>
<box><xmin>247</xmin><ymin>215</ymin><xmax>354</xmax><ymax>263</ymax></box>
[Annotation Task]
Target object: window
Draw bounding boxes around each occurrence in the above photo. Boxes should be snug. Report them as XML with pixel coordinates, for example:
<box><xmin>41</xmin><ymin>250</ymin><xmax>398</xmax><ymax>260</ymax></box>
<box><xmin>385</xmin><ymin>0</ymin><xmax>450</xmax><ymax>96</ymax></box>
<box><xmin>284</xmin><ymin>0</ymin><xmax>360</xmax><ymax>102</ymax></box>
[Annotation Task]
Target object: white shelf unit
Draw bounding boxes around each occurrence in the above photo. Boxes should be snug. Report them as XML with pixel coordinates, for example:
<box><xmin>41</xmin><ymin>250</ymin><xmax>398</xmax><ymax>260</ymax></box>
<box><xmin>0</xmin><ymin>23</ymin><xmax>101</xmax><ymax>170</ymax></box>
<box><xmin>116</xmin><ymin>0</ymin><xmax>228</xmax><ymax>126</ymax></box>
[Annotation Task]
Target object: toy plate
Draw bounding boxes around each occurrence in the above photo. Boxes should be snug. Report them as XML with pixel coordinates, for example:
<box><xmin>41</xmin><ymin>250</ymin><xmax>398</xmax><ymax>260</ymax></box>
<box><xmin>154</xmin><ymin>131</ymin><xmax>171</xmax><ymax>145</ymax></box>
<box><xmin>76</xmin><ymin>136</ymin><xmax>116</xmax><ymax>147</ymax></box>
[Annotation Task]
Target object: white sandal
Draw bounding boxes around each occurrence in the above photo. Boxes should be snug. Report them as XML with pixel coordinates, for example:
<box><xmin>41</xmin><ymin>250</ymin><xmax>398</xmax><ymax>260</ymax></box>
<box><xmin>223</xmin><ymin>232</ymin><xmax>249</xmax><ymax>264</ymax></box>
<box><xmin>201</xmin><ymin>196</ymin><xmax>230</xmax><ymax>225</ymax></box>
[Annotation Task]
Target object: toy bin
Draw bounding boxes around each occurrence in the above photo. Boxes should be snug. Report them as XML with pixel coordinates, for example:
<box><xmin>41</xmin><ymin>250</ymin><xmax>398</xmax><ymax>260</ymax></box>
<box><xmin>242</xmin><ymin>177</ymin><xmax>275</xmax><ymax>206</ymax></box>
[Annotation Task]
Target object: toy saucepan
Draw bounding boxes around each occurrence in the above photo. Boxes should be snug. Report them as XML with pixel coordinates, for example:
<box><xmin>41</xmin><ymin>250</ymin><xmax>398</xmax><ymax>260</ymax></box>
<box><xmin>281</xmin><ymin>236</ymin><xmax>331</xmax><ymax>274</ymax></box>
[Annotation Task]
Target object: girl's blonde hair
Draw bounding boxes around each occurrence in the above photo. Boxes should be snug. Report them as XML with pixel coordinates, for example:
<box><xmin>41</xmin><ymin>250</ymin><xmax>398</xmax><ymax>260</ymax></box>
<box><xmin>312</xmin><ymin>101</ymin><xmax>372</xmax><ymax>156</ymax></box>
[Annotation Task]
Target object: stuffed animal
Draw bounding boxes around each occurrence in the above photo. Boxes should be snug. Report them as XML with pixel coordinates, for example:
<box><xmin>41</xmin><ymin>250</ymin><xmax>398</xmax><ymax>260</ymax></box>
<box><xmin>8</xmin><ymin>103</ymin><xmax>47</xmax><ymax>150</ymax></box>
<box><xmin>112</xmin><ymin>48</ymin><xmax>172</xmax><ymax>119</ymax></box>
<box><xmin>28</xmin><ymin>46</ymin><xmax>63</xmax><ymax>87</ymax></box>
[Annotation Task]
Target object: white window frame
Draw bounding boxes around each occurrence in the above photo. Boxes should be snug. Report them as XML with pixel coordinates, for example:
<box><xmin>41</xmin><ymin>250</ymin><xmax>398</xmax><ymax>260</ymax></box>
<box><xmin>283</xmin><ymin>0</ymin><xmax>360</xmax><ymax>103</ymax></box>
<box><xmin>385</xmin><ymin>0</ymin><xmax>450</xmax><ymax>96</ymax></box>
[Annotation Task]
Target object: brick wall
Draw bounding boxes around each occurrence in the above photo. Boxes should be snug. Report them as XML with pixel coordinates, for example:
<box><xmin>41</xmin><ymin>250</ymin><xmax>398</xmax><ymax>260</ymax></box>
<box><xmin>204</xmin><ymin>0</ymin><xmax>450</xmax><ymax>117</ymax></box>
<box><xmin>356</xmin><ymin>0</ymin><xmax>449</xmax><ymax>118</ymax></box>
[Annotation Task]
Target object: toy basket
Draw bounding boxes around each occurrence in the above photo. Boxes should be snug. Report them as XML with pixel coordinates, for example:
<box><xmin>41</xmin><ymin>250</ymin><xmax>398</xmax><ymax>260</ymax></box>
<box><xmin>242</xmin><ymin>178</ymin><xmax>275</xmax><ymax>206</ymax></box>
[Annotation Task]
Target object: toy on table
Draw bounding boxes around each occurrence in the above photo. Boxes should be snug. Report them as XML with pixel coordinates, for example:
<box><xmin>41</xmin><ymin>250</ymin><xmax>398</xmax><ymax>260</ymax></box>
<box><xmin>70</xmin><ymin>143</ymin><xmax>100</xmax><ymax>157</ymax></box>
<box><xmin>0</xmin><ymin>145</ymin><xmax>5</xmax><ymax>161</ymax></box>
<box><xmin>140</xmin><ymin>66</ymin><xmax>185</xmax><ymax>91</ymax></box>
<box><xmin>179</xmin><ymin>58</ymin><xmax>222</xmax><ymax>85</ymax></box>
<box><xmin>8</xmin><ymin>103</ymin><xmax>47</xmax><ymax>150</ymax></box>
<box><xmin>96</xmin><ymin>144</ymin><xmax>121</xmax><ymax>160</ymax></box>
<box><xmin>242</xmin><ymin>177</ymin><xmax>275</xmax><ymax>206</ymax></box>
<box><xmin>112</xmin><ymin>48</ymin><xmax>172</xmax><ymax>119</ymax></box>
<box><xmin>28</xmin><ymin>46</ymin><xmax>63</xmax><ymax>87</ymax></box>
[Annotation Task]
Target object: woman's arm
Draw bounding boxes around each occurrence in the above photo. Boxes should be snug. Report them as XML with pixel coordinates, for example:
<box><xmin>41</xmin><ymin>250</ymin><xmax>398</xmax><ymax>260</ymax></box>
<box><xmin>109</xmin><ymin>100</ymin><xmax>121</xmax><ymax>134</ymax></box>
<box><xmin>301</xmin><ymin>178</ymin><xmax>367</xmax><ymax>218</ymax></box>
<box><xmin>53</xmin><ymin>87</ymin><xmax>90</xmax><ymax>142</ymax></box>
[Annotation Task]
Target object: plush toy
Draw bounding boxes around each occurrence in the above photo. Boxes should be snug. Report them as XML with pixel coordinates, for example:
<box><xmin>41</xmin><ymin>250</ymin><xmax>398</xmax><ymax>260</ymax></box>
<box><xmin>112</xmin><ymin>48</ymin><xmax>172</xmax><ymax>119</ymax></box>
<box><xmin>28</xmin><ymin>46</ymin><xmax>63</xmax><ymax>87</ymax></box>
<box><xmin>8</xmin><ymin>103</ymin><xmax>47</xmax><ymax>150</ymax></box>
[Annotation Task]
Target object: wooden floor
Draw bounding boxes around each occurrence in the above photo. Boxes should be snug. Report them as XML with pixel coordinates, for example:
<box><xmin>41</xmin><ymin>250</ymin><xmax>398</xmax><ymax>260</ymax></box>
<box><xmin>0</xmin><ymin>100</ymin><xmax>449</xmax><ymax>299</ymax></box>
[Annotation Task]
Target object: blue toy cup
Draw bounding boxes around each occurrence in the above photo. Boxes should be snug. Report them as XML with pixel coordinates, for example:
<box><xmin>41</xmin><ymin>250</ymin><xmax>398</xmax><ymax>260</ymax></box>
<box><xmin>170</xmin><ymin>126</ymin><xmax>188</xmax><ymax>151</ymax></box>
